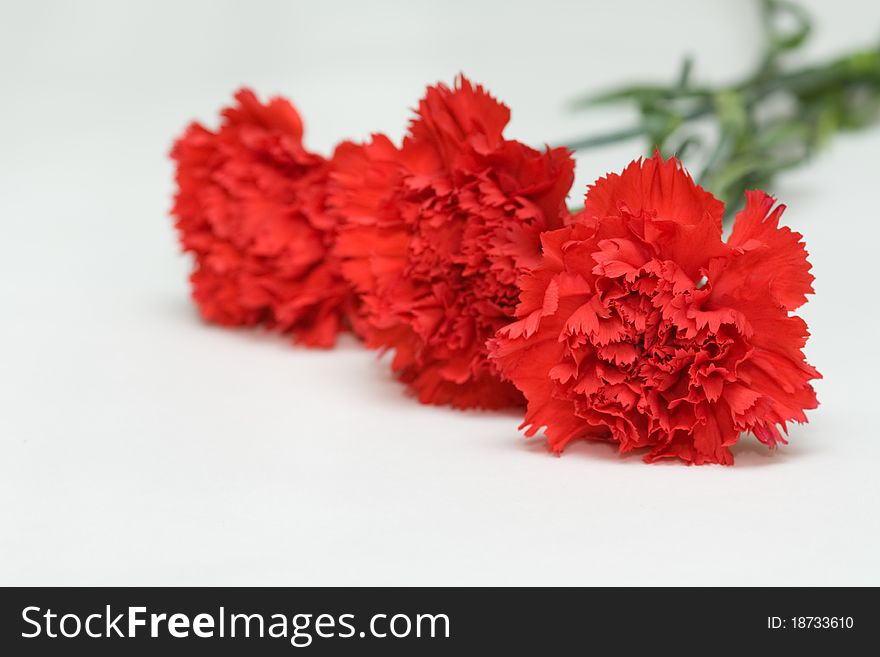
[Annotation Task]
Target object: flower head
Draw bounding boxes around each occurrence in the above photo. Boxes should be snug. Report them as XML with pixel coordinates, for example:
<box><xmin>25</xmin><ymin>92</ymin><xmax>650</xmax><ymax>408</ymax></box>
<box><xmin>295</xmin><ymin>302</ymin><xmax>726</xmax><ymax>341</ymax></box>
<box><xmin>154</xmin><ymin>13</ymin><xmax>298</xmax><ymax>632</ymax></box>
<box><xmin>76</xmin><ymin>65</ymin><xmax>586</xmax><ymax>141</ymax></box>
<box><xmin>331</xmin><ymin>76</ymin><xmax>575</xmax><ymax>408</ymax></box>
<box><xmin>170</xmin><ymin>88</ymin><xmax>354</xmax><ymax>347</ymax></box>
<box><xmin>490</xmin><ymin>153</ymin><xmax>819</xmax><ymax>464</ymax></box>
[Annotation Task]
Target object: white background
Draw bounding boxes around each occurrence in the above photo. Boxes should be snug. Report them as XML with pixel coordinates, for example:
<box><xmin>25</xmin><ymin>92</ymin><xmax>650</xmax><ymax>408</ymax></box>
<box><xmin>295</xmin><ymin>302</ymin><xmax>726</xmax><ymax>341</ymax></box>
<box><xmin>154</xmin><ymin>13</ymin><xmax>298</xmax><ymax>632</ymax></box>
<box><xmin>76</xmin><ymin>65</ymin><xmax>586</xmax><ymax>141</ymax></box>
<box><xmin>2</xmin><ymin>0</ymin><xmax>879</xmax><ymax>585</ymax></box>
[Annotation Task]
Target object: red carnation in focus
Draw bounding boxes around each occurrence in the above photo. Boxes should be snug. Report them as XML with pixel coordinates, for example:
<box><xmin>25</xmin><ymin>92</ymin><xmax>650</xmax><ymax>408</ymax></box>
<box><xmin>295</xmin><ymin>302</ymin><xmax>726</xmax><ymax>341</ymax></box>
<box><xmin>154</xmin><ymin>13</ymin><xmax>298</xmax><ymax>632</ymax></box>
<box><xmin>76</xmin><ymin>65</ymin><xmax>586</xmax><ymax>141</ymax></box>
<box><xmin>330</xmin><ymin>76</ymin><xmax>575</xmax><ymax>408</ymax></box>
<box><xmin>490</xmin><ymin>153</ymin><xmax>820</xmax><ymax>464</ymax></box>
<box><xmin>170</xmin><ymin>88</ymin><xmax>354</xmax><ymax>347</ymax></box>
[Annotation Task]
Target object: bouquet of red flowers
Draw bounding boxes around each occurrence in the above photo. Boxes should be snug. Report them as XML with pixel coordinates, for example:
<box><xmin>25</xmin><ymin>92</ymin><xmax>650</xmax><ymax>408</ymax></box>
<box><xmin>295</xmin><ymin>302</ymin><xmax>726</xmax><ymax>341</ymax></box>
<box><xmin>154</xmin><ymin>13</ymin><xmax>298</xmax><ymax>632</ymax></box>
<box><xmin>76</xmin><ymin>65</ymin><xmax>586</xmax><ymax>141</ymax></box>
<box><xmin>169</xmin><ymin>77</ymin><xmax>820</xmax><ymax>465</ymax></box>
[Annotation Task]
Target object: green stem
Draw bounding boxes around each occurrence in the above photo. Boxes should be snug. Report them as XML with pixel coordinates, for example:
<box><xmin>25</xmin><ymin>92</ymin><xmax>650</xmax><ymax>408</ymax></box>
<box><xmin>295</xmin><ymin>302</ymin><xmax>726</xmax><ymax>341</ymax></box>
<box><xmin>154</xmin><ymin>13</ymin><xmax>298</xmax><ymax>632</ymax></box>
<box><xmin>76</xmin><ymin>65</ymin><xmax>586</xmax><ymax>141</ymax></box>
<box><xmin>564</xmin><ymin>0</ymin><xmax>880</xmax><ymax>214</ymax></box>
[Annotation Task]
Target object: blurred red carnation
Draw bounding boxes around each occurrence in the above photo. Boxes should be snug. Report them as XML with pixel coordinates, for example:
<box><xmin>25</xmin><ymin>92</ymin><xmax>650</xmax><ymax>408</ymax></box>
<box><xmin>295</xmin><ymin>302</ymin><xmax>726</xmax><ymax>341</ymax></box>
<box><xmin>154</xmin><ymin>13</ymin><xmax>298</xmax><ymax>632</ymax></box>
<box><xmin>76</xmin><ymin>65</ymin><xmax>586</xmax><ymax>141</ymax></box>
<box><xmin>490</xmin><ymin>153</ymin><xmax>820</xmax><ymax>464</ymax></box>
<box><xmin>330</xmin><ymin>76</ymin><xmax>575</xmax><ymax>408</ymax></box>
<box><xmin>170</xmin><ymin>88</ymin><xmax>354</xmax><ymax>347</ymax></box>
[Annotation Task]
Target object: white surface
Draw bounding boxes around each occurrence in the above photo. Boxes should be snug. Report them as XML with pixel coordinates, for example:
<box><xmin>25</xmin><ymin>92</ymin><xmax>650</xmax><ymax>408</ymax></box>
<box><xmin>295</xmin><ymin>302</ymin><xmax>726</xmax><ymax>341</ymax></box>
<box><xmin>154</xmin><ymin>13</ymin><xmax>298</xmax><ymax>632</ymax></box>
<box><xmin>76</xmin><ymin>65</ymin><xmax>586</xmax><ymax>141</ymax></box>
<box><xmin>2</xmin><ymin>0</ymin><xmax>879</xmax><ymax>585</ymax></box>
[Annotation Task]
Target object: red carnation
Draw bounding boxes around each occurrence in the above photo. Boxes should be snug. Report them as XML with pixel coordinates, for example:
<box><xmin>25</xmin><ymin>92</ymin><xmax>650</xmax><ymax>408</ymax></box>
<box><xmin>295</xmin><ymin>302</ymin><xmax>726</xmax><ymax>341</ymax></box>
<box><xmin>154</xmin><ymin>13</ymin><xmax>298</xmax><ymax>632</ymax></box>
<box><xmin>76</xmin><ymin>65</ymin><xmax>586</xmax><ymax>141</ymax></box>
<box><xmin>330</xmin><ymin>76</ymin><xmax>575</xmax><ymax>408</ymax></box>
<box><xmin>170</xmin><ymin>88</ymin><xmax>354</xmax><ymax>347</ymax></box>
<box><xmin>490</xmin><ymin>154</ymin><xmax>819</xmax><ymax>464</ymax></box>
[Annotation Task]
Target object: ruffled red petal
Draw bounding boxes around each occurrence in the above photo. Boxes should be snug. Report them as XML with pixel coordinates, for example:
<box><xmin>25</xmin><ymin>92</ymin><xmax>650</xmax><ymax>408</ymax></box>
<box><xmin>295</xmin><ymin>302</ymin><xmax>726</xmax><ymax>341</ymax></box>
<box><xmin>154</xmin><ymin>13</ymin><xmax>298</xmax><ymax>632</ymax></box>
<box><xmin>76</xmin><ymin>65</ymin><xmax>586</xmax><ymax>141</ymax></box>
<box><xmin>491</xmin><ymin>153</ymin><xmax>819</xmax><ymax>464</ymax></box>
<box><xmin>170</xmin><ymin>89</ymin><xmax>357</xmax><ymax>347</ymax></box>
<box><xmin>331</xmin><ymin>76</ymin><xmax>575</xmax><ymax>408</ymax></box>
